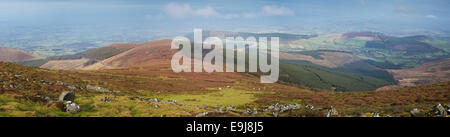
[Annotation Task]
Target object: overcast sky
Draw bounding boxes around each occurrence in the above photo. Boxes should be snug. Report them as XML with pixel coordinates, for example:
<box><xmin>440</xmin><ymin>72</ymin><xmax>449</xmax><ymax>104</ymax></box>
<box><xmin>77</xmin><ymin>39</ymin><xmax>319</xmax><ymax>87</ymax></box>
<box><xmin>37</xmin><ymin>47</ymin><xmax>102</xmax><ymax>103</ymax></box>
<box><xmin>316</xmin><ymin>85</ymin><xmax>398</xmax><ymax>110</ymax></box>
<box><xmin>0</xmin><ymin>0</ymin><xmax>449</xmax><ymax>34</ymax></box>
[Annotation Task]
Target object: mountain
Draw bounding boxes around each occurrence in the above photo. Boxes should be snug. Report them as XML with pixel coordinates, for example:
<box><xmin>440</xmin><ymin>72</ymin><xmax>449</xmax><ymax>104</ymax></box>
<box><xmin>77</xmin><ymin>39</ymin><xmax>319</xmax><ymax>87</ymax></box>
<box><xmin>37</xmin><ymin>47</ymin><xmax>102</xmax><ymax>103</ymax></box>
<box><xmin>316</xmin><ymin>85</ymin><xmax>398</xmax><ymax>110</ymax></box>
<box><xmin>18</xmin><ymin>43</ymin><xmax>137</xmax><ymax>69</ymax></box>
<box><xmin>0</xmin><ymin>47</ymin><xmax>41</xmax><ymax>62</ymax></box>
<box><xmin>13</xmin><ymin>31</ymin><xmax>450</xmax><ymax>92</ymax></box>
<box><xmin>278</xmin><ymin>32</ymin><xmax>450</xmax><ymax>91</ymax></box>
<box><xmin>82</xmin><ymin>39</ymin><xmax>176</xmax><ymax>70</ymax></box>
<box><xmin>185</xmin><ymin>30</ymin><xmax>316</xmax><ymax>45</ymax></box>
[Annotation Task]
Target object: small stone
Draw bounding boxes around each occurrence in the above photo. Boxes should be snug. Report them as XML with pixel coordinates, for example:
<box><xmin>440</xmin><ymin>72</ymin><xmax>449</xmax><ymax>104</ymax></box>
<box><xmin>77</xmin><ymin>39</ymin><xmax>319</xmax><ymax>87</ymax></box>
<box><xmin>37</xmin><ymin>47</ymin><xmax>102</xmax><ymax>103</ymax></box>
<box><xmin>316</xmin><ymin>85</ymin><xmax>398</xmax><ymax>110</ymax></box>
<box><xmin>273</xmin><ymin>112</ymin><xmax>278</xmax><ymax>117</ymax></box>
<box><xmin>410</xmin><ymin>108</ymin><xmax>421</xmax><ymax>117</ymax></box>
<box><xmin>305</xmin><ymin>104</ymin><xmax>314</xmax><ymax>110</ymax></box>
<box><xmin>196</xmin><ymin>112</ymin><xmax>208</xmax><ymax>117</ymax></box>
<box><xmin>431</xmin><ymin>104</ymin><xmax>447</xmax><ymax>117</ymax></box>
<box><xmin>64</xmin><ymin>101</ymin><xmax>80</xmax><ymax>114</ymax></box>
<box><xmin>101</xmin><ymin>97</ymin><xmax>111</xmax><ymax>102</ymax></box>
<box><xmin>326</xmin><ymin>106</ymin><xmax>338</xmax><ymax>117</ymax></box>
<box><xmin>372</xmin><ymin>112</ymin><xmax>380</xmax><ymax>117</ymax></box>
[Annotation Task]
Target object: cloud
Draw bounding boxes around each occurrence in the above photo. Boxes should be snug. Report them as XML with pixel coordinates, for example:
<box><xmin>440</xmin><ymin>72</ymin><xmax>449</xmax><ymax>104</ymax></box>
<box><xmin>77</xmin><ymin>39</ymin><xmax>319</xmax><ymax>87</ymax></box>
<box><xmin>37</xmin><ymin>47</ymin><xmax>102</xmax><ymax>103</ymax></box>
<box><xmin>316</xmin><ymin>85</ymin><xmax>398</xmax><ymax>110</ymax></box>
<box><xmin>163</xmin><ymin>2</ymin><xmax>219</xmax><ymax>18</ymax></box>
<box><xmin>163</xmin><ymin>3</ymin><xmax>293</xmax><ymax>19</ymax></box>
<box><xmin>395</xmin><ymin>6</ymin><xmax>418</xmax><ymax>14</ymax></box>
<box><xmin>262</xmin><ymin>6</ymin><xmax>293</xmax><ymax>16</ymax></box>
<box><xmin>425</xmin><ymin>14</ymin><xmax>437</xmax><ymax>19</ymax></box>
<box><xmin>242</xmin><ymin>6</ymin><xmax>294</xmax><ymax>18</ymax></box>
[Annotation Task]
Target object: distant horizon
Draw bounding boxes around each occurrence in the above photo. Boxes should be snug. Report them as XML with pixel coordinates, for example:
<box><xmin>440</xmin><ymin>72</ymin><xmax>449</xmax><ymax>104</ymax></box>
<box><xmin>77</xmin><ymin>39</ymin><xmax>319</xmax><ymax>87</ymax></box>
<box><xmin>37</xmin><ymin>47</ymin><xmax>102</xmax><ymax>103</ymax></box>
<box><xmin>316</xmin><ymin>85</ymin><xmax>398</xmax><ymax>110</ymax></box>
<box><xmin>1</xmin><ymin>0</ymin><xmax>450</xmax><ymax>57</ymax></box>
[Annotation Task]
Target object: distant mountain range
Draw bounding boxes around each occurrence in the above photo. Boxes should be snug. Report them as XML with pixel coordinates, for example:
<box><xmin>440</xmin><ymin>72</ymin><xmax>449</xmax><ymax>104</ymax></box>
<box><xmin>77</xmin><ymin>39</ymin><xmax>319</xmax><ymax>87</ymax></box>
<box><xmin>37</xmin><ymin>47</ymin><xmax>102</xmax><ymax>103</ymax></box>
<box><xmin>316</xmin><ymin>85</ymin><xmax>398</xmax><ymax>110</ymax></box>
<box><xmin>0</xmin><ymin>31</ymin><xmax>449</xmax><ymax>117</ymax></box>
<box><xmin>7</xmin><ymin>31</ymin><xmax>450</xmax><ymax>92</ymax></box>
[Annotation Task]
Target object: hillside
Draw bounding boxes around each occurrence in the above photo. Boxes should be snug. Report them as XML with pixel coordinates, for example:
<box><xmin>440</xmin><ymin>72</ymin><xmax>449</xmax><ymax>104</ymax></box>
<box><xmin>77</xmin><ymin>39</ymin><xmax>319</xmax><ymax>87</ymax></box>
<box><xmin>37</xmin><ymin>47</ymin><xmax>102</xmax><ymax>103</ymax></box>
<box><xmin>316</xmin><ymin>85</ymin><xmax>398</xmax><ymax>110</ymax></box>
<box><xmin>0</xmin><ymin>62</ymin><xmax>448</xmax><ymax>117</ymax></box>
<box><xmin>12</xmin><ymin>33</ymin><xmax>450</xmax><ymax>92</ymax></box>
<box><xmin>18</xmin><ymin>43</ymin><xmax>136</xmax><ymax>70</ymax></box>
<box><xmin>279</xmin><ymin>62</ymin><xmax>396</xmax><ymax>91</ymax></box>
<box><xmin>377</xmin><ymin>59</ymin><xmax>450</xmax><ymax>90</ymax></box>
<box><xmin>288</xmin><ymin>32</ymin><xmax>450</xmax><ymax>69</ymax></box>
<box><xmin>82</xmin><ymin>39</ymin><xmax>176</xmax><ymax>70</ymax></box>
<box><xmin>279</xmin><ymin>50</ymin><xmax>397</xmax><ymax>91</ymax></box>
<box><xmin>0</xmin><ymin>47</ymin><xmax>41</xmax><ymax>62</ymax></box>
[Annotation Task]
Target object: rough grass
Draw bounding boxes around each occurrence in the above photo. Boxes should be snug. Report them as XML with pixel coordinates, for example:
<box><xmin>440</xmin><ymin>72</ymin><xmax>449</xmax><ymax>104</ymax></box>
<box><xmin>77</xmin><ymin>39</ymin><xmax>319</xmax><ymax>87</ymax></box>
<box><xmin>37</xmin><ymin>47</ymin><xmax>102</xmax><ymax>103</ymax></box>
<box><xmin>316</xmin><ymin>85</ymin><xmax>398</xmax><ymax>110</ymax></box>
<box><xmin>161</xmin><ymin>87</ymin><xmax>266</xmax><ymax>107</ymax></box>
<box><xmin>0</xmin><ymin>62</ymin><xmax>449</xmax><ymax>117</ymax></box>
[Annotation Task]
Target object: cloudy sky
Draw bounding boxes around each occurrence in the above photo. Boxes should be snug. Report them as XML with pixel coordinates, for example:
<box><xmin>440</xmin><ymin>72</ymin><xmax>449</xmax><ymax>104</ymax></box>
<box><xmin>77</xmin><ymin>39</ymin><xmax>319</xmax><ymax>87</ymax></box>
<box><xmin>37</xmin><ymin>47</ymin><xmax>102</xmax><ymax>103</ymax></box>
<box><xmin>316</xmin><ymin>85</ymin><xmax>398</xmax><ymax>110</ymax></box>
<box><xmin>0</xmin><ymin>0</ymin><xmax>449</xmax><ymax>34</ymax></box>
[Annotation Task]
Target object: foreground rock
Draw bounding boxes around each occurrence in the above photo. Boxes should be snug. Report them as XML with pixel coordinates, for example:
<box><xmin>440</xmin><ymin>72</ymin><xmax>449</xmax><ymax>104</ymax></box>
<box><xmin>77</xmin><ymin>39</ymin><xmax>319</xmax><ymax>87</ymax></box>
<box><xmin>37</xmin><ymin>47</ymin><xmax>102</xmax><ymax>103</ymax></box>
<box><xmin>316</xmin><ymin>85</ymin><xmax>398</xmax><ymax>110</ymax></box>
<box><xmin>101</xmin><ymin>96</ymin><xmax>111</xmax><ymax>102</ymax></box>
<box><xmin>410</xmin><ymin>108</ymin><xmax>421</xmax><ymax>117</ymax></box>
<box><xmin>326</xmin><ymin>106</ymin><xmax>338</xmax><ymax>117</ymax></box>
<box><xmin>196</xmin><ymin>112</ymin><xmax>209</xmax><ymax>117</ymax></box>
<box><xmin>430</xmin><ymin>104</ymin><xmax>447</xmax><ymax>117</ymax></box>
<box><xmin>58</xmin><ymin>91</ymin><xmax>75</xmax><ymax>102</ymax></box>
<box><xmin>64</xmin><ymin>101</ymin><xmax>80</xmax><ymax>114</ymax></box>
<box><xmin>86</xmin><ymin>85</ymin><xmax>110</xmax><ymax>93</ymax></box>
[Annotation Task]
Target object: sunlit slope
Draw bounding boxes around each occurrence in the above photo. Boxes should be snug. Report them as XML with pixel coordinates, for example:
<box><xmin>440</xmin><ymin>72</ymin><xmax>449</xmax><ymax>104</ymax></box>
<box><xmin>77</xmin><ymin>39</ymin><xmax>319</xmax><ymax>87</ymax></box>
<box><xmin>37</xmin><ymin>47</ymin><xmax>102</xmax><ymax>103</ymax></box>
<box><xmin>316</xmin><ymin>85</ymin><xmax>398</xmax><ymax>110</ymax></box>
<box><xmin>0</xmin><ymin>47</ymin><xmax>42</xmax><ymax>62</ymax></box>
<box><xmin>0</xmin><ymin>62</ymin><xmax>448</xmax><ymax>117</ymax></box>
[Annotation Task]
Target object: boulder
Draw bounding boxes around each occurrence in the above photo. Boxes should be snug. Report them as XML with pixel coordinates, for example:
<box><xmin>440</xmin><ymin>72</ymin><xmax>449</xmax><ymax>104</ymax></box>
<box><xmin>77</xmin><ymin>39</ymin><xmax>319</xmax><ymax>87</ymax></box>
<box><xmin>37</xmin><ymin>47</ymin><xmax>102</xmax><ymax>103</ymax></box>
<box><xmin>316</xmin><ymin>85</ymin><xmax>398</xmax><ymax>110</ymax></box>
<box><xmin>58</xmin><ymin>91</ymin><xmax>75</xmax><ymax>102</ymax></box>
<box><xmin>372</xmin><ymin>112</ymin><xmax>380</xmax><ymax>117</ymax></box>
<box><xmin>226</xmin><ymin>106</ymin><xmax>234</xmax><ymax>111</ymax></box>
<box><xmin>64</xmin><ymin>101</ymin><xmax>80</xmax><ymax>114</ymax></box>
<box><xmin>195</xmin><ymin>112</ymin><xmax>209</xmax><ymax>117</ymax></box>
<box><xmin>101</xmin><ymin>97</ymin><xmax>111</xmax><ymax>102</ymax></box>
<box><xmin>36</xmin><ymin>95</ymin><xmax>53</xmax><ymax>102</ymax></box>
<box><xmin>272</xmin><ymin>112</ymin><xmax>278</xmax><ymax>117</ymax></box>
<box><xmin>217</xmin><ymin>108</ymin><xmax>224</xmax><ymax>113</ymax></box>
<box><xmin>305</xmin><ymin>104</ymin><xmax>314</xmax><ymax>110</ymax></box>
<box><xmin>446</xmin><ymin>105</ymin><xmax>450</xmax><ymax>114</ymax></box>
<box><xmin>251</xmin><ymin>109</ymin><xmax>258</xmax><ymax>115</ymax></box>
<box><xmin>326</xmin><ymin>106</ymin><xmax>338</xmax><ymax>117</ymax></box>
<box><xmin>86</xmin><ymin>85</ymin><xmax>110</xmax><ymax>93</ymax></box>
<box><xmin>430</xmin><ymin>104</ymin><xmax>447</xmax><ymax>117</ymax></box>
<box><xmin>410</xmin><ymin>108</ymin><xmax>421</xmax><ymax>117</ymax></box>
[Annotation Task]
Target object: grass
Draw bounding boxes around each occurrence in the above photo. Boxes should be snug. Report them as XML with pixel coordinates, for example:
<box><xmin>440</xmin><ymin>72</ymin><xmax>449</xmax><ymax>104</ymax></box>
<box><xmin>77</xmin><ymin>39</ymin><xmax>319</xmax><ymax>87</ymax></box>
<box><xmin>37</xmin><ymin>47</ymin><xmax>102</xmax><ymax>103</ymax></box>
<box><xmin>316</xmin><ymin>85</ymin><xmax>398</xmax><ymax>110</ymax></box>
<box><xmin>0</xmin><ymin>62</ymin><xmax>448</xmax><ymax>117</ymax></box>
<box><xmin>161</xmin><ymin>87</ymin><xmax>264</xmax><ymax>107</ymax></box>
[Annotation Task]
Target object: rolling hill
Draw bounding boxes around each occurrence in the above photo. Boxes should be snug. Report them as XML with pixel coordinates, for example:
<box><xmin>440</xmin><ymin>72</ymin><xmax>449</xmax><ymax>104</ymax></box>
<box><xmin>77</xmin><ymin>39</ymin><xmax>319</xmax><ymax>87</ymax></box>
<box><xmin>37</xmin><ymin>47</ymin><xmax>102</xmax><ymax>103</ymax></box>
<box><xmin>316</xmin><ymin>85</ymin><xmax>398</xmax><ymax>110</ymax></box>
<box><xmin>377</xmin><ymin>59</ymin><xmax>450</xmax><ymax>90</ymax></box>
<box><xmin>17</xmin><ymin>43</ymin><xmax>137</xmax><ymax>69</ymax></box>
<box><xmin>0</xmin><ymin>47</ymin><xmax>42</xmax><ymax>62</ymax></box>
<box><xmin>0</xmin><ymin>61</ymin><xmax>448</xmax><ymax>117</ymax></box>
<box><xmin>288</xmin><ymin>32</ymin><xmax>450</xmax><ymax>69</ymax></box>
<box><xmin>12</xmin><ymin>31</ymin><xmax>450</xmax><ymax>92</ymax></box>
<box><xmin>81</xmin><ymin>39</ymin><xmax>176</xmax><ymax>70</ymax></box>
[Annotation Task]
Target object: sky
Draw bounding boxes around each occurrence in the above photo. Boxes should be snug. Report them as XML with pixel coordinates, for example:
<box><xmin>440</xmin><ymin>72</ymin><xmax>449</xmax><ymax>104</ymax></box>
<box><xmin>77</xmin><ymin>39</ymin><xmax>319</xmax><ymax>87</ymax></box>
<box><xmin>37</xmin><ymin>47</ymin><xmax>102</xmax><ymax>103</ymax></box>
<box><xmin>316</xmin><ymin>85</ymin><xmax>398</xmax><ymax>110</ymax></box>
<box><xmin>0</xmin><ymin>0</ymin><xmax>449</xmax><ymax>35</ymax></box>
